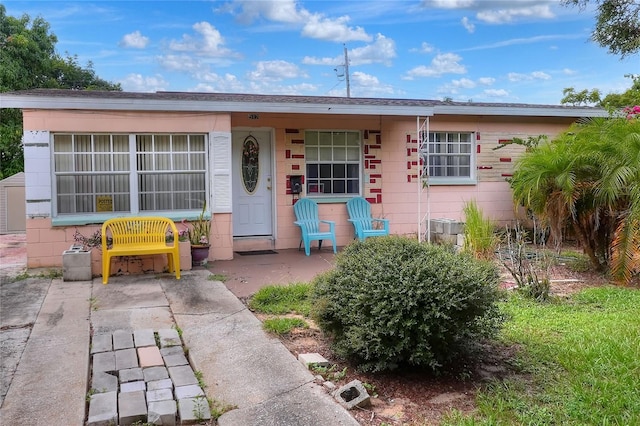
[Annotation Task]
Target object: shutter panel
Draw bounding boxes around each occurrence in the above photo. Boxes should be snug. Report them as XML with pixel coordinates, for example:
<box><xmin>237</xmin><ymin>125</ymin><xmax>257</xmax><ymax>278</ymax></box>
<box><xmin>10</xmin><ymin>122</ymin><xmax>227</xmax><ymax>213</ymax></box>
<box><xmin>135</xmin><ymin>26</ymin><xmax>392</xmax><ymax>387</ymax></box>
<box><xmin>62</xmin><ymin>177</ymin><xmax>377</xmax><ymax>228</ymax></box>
<box><xmin>210</xmin><ymin>131</ymin><xmax>232</xmax><ymax>213</ymax></box>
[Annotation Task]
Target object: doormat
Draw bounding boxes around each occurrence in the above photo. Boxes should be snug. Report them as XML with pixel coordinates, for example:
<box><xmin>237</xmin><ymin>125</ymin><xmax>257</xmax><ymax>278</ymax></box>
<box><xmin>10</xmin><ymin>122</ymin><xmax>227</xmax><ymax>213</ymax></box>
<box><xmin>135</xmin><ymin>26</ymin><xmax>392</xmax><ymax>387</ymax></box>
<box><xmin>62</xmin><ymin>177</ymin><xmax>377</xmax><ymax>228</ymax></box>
<box><xmin>235</xmin><ymin>250</ymin><xmax>278</xmax><ymax>256</ymax></box>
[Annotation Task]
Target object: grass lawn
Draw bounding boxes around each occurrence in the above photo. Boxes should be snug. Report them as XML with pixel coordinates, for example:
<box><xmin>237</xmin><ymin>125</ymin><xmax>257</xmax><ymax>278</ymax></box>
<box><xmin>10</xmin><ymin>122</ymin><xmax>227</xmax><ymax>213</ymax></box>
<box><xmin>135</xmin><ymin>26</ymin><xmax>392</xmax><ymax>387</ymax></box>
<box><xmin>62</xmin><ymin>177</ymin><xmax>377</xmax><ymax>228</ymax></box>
<box><xmin>448</xmin><ymin>286</ymin><xmax>640</xmax><ymax>425</ymax></box>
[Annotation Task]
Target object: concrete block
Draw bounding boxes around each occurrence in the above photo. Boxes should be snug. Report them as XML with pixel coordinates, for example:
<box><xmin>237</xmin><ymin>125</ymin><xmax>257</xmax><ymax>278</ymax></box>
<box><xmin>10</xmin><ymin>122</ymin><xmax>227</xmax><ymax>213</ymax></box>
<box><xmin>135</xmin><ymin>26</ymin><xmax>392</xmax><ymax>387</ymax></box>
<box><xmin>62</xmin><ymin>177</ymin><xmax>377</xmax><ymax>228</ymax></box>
<box><xmin>158</xmin><ymin>328</ymin><xmax>181</xmax><ymax>348</ymax></box>
<box><xmin>121</xmin><ymin>380</ymin><xmax>146</xmax><ymax>393</ymax></box>
<box><xmin>323</xmin><ymin>381</ymin><xmax>337</xmax><ymax>391</ymax></box>
<box><xmin>160</xmin><ymin>346</ymin><xmax>184</xmax><ymax>357</ymax></box>
<box><xmin>333</xmin><ymin>380</ymin><xmax>371</xmax><ymax>410</ymax></box>
<box><xmin>93</xmin><ymin>351</ymin><xmax>115</xmax><ymax>373</ymax></box>
<box><xmin>120</xmin><ymin>367</ymin><xmax>144</xmax><ymax>383</ymax></box>
<box><xmin>113</xmin><ymin>330</ymin><xmax>134</xmax><ymax>350</ymax></box>
<box><xmin>178</xmin><ymin>396</ymin><xmax>211</xmax><ymax>423</ymax></box>
<box><xmin>133</xmin><ymin>329</ymin><xmax>156</xmax><ymax>347</ymax></box>
<box><xmin>62</xmin><ymin>247</ymin><xmax>92</xmax><ymax>281</ymax></box>
<box><xmin>456</xmin><ymin>233</ymin><xmax>465</xmax><ymax>247</ymax></box>
<box><xmin>87</xmin><ymin>391</ymin><xmax>117</xmax><ymax>426</ymax></box>
<box><xmin>148</xmin><ymin>400</ymin><xmax>177</xmax><ymax>426</ymax></box>
<box><xmin>147</xmin><ymin>378</ymin><xmax>173</xmax><ymax>391</ymax></box>
<box><xmin>91</xmin><ymin>334</ymin><xmax>113</xmax><ymax>354</ymax></box>
<box><xmin>115</xmin><ymin>348</ymin><xmax>139</xmax><ymax>370</ymax></box>
<box><xmin>162</xmin><ymin>351</ymin><xmax>189</xmax><ymax>367</ymax></box>
<box><xmin>144</xmin><ymin>366</ymin><xmax>169</xmax><ymax>382</ymax></box>
<box><xmin>168</xmin><ymin>365</ymin><xmax>198</xmax><ymax>387</ymax></box>
<box><xmin>91</xmin><ymin>371</ymin><xmax>118</xmax><ymax>393</ymax></box>
<box><xmin>298</xmin><ymin>353</ymin><xmax>330</xmax><ymax>369</ymax></box>
<box><xmin>138</xmin><ymin>346</ymin><xmax>164</xmax><ymax>367</ymax></box>
<box><xmin>147</xmin><ymin>388</ymin><xmax>173</xmax><ymax>403</ymax></box>
<box><xmin>174</xmin><ymin>384</ymin><xmax>204</xmax><ymax>399</ymax></box>
<box><xmin>118</xmin><ymin>390</ymin><xmax>147</xmax><ymax>425</ymax></box>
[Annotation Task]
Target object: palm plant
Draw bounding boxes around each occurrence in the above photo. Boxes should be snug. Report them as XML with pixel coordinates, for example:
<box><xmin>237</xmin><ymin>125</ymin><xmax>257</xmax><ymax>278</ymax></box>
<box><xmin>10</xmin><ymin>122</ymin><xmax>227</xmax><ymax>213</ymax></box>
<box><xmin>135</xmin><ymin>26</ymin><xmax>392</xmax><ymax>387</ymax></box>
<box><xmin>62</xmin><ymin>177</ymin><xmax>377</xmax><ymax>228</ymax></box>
<box><xmin>510</xmin><ymin>115</ymin><xmax>640</xmax><ymax>284</ymax></box>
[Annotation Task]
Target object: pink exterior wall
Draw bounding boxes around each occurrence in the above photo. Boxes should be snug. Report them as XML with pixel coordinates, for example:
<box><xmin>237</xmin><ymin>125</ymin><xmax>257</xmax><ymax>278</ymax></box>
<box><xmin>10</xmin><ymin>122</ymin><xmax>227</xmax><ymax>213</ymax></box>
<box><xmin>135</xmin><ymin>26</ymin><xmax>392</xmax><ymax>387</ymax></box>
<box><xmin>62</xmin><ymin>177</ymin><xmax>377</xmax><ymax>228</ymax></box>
<box><xmin>22</xmin><ymin>108</ymin><xmax>578</xmax><ymax>273</ymax></box>
<box><xmin>231</xmin><ymin>112</ymin><xmax>575</xmax><ymax>246</ymax></box>
<box><xmin>22</xmin><ymin>110</ymin><xmax>232</xmax><ymax>272</ymax></box>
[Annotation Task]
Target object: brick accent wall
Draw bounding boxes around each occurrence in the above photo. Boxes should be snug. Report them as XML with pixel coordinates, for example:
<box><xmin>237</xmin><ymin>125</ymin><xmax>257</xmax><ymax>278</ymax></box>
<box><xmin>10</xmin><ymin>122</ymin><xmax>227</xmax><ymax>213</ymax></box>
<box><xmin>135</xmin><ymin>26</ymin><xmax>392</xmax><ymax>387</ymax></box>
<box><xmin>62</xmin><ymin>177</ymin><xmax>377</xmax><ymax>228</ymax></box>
<box><xmin>282</xmin><ymin>129</ymin><xmax>384</xmax><ymax>203</ymax></box>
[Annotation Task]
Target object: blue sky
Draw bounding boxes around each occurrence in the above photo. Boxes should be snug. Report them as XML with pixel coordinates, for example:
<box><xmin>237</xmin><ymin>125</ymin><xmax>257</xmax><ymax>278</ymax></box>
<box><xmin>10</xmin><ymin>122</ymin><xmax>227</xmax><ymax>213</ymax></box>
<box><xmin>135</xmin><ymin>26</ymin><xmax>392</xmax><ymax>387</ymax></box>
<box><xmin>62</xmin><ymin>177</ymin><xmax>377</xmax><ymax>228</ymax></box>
<box><xmin>4</xmin><ymin>0</ymin><xmax>638</xmax><ymax>104</ymax></box>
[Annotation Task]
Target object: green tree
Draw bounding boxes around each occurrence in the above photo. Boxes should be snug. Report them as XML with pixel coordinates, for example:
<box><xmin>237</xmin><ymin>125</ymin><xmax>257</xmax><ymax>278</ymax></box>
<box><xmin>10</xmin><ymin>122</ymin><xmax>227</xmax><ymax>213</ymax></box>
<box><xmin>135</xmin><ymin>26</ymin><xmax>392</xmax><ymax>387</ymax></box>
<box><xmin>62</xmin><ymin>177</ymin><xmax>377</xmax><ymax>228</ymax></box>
<box><xmin>561</xmin><ymin>74</ymin><xmax>640</xmax><ymax>108</ymax></box>
<box><xmin>0</xmin><ymin>5</ymin><xmax>120</xmax><ymax>179</ymax></box>
<box><xmin>562</xmin><ymin>0</ymin><xmax>640</xmax><ymax>58</ymax></box>
<box><xmin>510</xmin><ymin>115</ymin><xmax>640</xmax><ymax>284</ymax></box>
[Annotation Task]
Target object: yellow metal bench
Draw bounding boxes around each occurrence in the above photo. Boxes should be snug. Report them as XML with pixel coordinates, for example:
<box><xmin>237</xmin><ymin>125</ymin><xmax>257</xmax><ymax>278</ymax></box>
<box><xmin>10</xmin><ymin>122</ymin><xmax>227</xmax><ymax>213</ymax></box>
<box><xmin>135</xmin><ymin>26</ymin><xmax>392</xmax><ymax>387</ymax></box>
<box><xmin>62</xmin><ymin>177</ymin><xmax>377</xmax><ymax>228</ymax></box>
<box><xmin>101</xmin><ymin>216</ymin><xmax>181</xmax><ymax>284</ymax></box>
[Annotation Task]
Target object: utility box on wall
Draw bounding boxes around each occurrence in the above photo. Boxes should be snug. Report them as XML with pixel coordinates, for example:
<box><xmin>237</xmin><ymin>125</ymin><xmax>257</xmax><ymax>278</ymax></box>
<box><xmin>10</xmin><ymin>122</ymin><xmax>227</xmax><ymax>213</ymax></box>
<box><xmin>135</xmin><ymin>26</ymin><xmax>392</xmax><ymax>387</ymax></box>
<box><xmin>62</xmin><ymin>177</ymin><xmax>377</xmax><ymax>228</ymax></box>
<box><xmin>62</xmin><ymin>245</ymin><xmax>92</xmax><ymax>281</ymax></box>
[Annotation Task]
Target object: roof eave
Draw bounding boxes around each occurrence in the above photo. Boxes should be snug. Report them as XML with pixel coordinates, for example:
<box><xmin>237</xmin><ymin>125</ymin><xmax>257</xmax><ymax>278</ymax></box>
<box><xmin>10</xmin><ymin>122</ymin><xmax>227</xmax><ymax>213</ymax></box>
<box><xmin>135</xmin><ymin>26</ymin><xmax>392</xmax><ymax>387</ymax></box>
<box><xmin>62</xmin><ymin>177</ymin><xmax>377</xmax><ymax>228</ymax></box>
<box><xmin>0</xmin><ymin>94</ymin><xmax>435</xmax><ymax>116</ymax></box>
<box><xmin>433</xmin><ymin>105</ymin><xmax>609</xmax><ymax>117</ymax></box>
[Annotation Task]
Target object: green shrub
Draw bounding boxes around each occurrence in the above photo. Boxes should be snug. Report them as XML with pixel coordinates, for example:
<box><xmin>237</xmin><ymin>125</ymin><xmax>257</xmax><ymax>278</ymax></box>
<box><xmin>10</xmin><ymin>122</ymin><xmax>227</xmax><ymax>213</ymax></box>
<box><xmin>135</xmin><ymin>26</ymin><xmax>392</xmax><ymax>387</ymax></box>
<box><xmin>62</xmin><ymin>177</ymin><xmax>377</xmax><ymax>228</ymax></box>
<box><xmin>311</xmin><ymin>236</ymin><xmax>505</xmax><ymax>373</ymax></box>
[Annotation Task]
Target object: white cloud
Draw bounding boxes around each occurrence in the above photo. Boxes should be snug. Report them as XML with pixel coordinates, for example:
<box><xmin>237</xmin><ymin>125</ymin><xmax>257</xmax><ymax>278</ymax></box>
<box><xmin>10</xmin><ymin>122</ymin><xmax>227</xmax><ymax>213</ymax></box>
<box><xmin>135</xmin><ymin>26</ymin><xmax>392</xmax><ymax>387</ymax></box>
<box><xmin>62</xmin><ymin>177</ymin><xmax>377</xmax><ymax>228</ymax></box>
<box><xmin>157</xmin><ymin>54</ymin><xmax>202</xmax><ymax>72</ymax></box>
<box><xmin>424</xmin><ymin>0</ymin><xmax>475</xmax><ymax>8</ymax></box>
<box><xmin>168</xmin><ymin>22</ymin><xmax>238</xmax><ymax>58</ymax></box>
<box><xmin>422</xmin><ymin>0</ymin><xmax>556</xmax><ymax>24</ymax></box>
<box><xmin>410</xmin><ymin>42</ymin><xmax>434</xmax><ymax>54</ymax></box>
<box><xmin>477</xmin><ymin>4</ymin><xmax>554</xmax><ymax>24</ymax></box>
<box><xmin>483</xmin><ymin>88</ymin><xmax>510</xmax><ymax>97</ymax></box>
<box><xmin>120</xmin><ymin>73</ymin><xmax>168</xmax><ymax>92</ymax></box>
<box><xmin>404</xmin><ymin>53</ymin><xmax>466</xmax><ymax>79</ymax></box>
<box><xmin>226</xmin><ymin>0</ymin><xmax>309</xmax><ymax>24</ymax></box>
<box><xmin>460</xmin><ymin>34</ymin><xmax>583</xmax><ymax>52</ymax></box>
<box><xmin>452</xmin><ymin>78</ymin><xmax>476</xmax><ymax>89</ymax></box>
<box><xmin>563</xmin><ymin>68</ymin><xmax>577</xmax><ymax>75</ymax></box>
<box><xmin>302</xmin><ymin>15</ymin><xmax>371</xmax><ymax>42</ymax></box>
<box><xmin>461</xmin><ymin>17</ymin><xmax>475</xmax><ymax>33</ymax></box>
<box><xmin>478</xmin><ymin>77</ymin><xmax>496</xmax><ymax>85</ymax></box>
<box><xmin>224</xmin><ymin>0</ymin><xmax>371</xmax><ymax>42</ymax></box>
<box><xmin>303</xmin><ymin>34</ymin><xmax>396</xmax><ymax>67</ymax></box>
<box><xmin>350</xmin><ymin>71</ymin><xmax>395</xmax><ymax>96</ymax></box>
<box><xmin>531</xmin><ymin>71</ymin><xmax>551</xmax><ymax>80</ymax></box>
<box><xmin>508</xmin><ymin>71</ymin><xmax>551</xmax><ymax>82</ymax></box>
<box><xmin>119</xmin><ymin>31</ymin><xmax>149</xmax><ymax>49</ymax></box>
<box><xmin>248</xmin><ymin>60</ymin><xmax>308</xmax><ymax>81</ymax></box>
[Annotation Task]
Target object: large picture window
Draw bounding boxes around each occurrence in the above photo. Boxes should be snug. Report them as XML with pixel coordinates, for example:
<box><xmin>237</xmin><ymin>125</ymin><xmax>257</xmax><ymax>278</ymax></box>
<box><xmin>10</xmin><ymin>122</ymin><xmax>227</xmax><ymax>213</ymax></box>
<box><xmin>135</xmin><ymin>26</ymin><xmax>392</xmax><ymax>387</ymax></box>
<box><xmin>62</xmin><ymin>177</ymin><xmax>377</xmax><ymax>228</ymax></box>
<box><xmin>422</xmin><ymin>132</ymin><xmax>474</xmax><ymax>182</ymax></box>
<box><xmin>53</xmin><ymin>133</ymin><xmax>207</xmax><ymax>215</ymax></box>
<box><xmin>304</xmin><ymin>130</ymin><xmax>361</xmax><ymax>196</ymax></box>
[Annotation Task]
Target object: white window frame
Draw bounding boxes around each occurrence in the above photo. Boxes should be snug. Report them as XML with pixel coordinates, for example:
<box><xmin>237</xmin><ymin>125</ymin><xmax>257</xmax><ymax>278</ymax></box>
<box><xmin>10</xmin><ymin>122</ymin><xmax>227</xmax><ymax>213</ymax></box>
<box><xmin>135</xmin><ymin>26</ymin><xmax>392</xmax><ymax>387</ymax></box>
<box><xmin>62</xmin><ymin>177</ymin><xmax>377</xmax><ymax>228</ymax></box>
<box><xmin>422</xmin><ymin>131</ymin><xmax>476</xmax><ymax>184</ymax></box>
<box><xmin>52</xmin><ymin>133</ymin><xmax>209</xmax><ymax>219</ymax></box>
<box><xmin>304</xmin><ymin>130</ymin><xmax>362</xmax><ymax>198</ymax></box>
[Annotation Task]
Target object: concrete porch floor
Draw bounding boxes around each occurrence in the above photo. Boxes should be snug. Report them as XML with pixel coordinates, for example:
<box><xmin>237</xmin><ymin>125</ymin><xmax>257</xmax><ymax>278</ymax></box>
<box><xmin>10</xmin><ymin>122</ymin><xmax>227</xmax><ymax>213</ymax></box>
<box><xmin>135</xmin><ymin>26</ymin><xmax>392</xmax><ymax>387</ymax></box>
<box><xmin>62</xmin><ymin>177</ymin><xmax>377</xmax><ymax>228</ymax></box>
<box><xmin>212</xmin><ymin>246</ymin><xmax>338</xmax><ymax>299</ymax></box>
<box><xmin>0</xmin><ymin>233</ymin><xmax>339</xmax><ymax>297</ymax></box>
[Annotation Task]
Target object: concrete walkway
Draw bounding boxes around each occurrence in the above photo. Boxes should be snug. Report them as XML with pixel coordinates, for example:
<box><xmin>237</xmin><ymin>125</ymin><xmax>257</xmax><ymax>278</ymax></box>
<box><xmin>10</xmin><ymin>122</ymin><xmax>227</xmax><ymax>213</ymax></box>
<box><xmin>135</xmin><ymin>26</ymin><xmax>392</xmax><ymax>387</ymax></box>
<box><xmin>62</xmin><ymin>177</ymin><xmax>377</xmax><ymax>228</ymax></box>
<box><xmin>1</xmin><ymin>236</ymin><xmax>356</xmax><ymax>425</ymax></box>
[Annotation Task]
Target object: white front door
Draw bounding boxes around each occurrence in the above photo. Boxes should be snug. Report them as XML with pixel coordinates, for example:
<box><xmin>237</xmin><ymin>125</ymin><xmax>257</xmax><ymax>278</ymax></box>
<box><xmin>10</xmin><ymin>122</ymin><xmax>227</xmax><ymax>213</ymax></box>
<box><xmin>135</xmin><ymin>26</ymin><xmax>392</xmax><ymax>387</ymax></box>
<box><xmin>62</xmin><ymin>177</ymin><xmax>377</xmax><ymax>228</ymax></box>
<box><xmin>232</xmin><ymin>130</ymin><xmax>273</xmax><ymax>237</ymax></box>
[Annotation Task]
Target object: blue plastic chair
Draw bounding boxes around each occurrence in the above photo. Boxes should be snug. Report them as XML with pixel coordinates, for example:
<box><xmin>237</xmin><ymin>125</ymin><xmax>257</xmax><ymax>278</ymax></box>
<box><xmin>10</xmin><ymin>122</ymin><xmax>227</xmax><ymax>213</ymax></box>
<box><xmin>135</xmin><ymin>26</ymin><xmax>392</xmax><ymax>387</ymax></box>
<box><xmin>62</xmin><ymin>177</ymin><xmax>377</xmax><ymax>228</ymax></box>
<box><xmin>293</xmin><ymin>198</ymin><xmax>337</xmax><ymax>256</ymax></box>
<box><xmin>346</xmin><ymin>197</ymin><xmax>390</xmax><ymax>241</ymax></box>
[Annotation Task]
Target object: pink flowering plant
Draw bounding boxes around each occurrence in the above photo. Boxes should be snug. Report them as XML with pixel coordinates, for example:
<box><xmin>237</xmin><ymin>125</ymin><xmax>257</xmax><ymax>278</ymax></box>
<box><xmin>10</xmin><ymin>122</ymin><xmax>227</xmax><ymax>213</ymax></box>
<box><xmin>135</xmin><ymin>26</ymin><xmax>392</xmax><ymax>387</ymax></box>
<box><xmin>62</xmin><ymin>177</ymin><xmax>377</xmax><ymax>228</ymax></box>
<box><xmin>165</xmin><ymin>220</ymin><xmax>190</xmax><ymax>243</ymax></box>
<box><xmin>623</xmin><ymin>105</ymin><xmax>640</xmax><ymax>120</ymax></box>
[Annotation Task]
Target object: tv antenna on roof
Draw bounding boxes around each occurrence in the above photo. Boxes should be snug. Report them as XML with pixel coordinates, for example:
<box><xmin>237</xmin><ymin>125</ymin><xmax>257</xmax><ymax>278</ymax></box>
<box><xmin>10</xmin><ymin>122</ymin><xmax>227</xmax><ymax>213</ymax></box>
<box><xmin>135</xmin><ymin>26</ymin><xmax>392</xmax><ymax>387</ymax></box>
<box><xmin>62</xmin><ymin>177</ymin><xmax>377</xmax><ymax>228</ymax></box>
<box><xmin>333</xmin><ymin>44</ymin><xmax>351</xmax><ymax>97</ymax></box>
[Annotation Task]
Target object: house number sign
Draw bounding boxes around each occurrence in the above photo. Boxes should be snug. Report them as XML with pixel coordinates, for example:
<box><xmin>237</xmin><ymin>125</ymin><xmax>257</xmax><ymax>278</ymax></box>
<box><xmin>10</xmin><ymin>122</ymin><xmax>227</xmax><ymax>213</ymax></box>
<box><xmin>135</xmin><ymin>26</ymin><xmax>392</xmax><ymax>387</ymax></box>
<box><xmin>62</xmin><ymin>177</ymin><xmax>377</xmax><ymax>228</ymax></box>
<box><xmin>242</xmin><ymin>135</ymin><xmax>259</xmax><ymax>194</ymax></box>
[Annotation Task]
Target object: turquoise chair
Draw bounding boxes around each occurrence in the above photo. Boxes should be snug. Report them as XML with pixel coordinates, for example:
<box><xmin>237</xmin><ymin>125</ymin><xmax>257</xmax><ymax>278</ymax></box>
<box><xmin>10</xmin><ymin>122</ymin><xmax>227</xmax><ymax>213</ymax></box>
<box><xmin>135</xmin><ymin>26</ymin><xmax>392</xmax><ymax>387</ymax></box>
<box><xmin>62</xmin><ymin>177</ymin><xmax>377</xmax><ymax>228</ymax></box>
<box><xmin>293</xmin><ymin>198</ymin><xmax>337</xmax><ymax>256</ymax></box>
<box><xmin>346</xmin><ymin>197</ymin><xmax>390</xmax><ymax>241</ymax></box>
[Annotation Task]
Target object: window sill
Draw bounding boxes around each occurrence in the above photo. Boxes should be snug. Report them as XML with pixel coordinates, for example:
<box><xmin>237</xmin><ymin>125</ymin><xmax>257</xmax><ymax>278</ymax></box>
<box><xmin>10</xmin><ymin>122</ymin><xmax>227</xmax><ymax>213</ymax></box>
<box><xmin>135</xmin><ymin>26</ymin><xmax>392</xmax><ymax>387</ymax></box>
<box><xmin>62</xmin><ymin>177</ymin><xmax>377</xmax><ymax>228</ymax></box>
<box><xmin>304</xmin><ymin>196</ymin><xmax>354</xmax><ymax>204</ymax></box>
<box><xmin>426</xmin><ymin>178</ymin><xmax>477</xmax><ymax>186</ymax></box>
<box><xmin>52</xmin><ymin>211</ymin><xmax>211</xmax><ymax>227</ymax></box>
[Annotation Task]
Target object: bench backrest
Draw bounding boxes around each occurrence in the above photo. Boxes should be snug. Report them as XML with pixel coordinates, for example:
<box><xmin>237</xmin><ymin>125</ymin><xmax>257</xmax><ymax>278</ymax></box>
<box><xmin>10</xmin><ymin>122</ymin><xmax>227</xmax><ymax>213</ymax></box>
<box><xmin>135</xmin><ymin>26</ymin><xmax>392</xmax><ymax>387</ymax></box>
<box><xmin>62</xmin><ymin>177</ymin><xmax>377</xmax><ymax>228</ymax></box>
<box><xmin>102</xmin><ymin>216</ymin><xmax>177</xmax><ymax>250</ymax></box>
